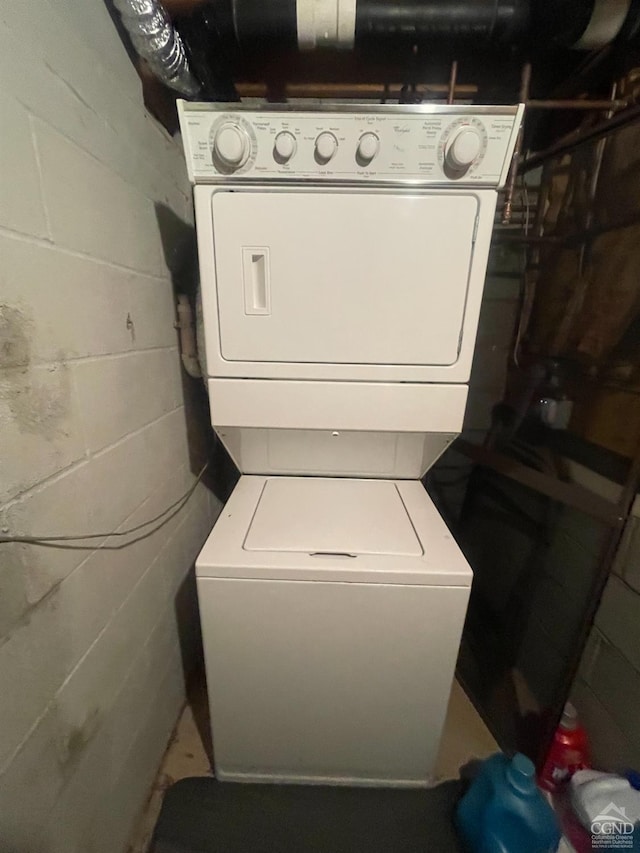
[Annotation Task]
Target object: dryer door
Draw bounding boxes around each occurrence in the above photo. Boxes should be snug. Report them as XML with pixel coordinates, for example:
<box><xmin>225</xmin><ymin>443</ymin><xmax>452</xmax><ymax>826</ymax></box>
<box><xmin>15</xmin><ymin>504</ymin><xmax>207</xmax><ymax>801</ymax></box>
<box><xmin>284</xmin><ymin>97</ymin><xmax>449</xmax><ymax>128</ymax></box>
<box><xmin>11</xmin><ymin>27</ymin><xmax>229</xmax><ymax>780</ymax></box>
<box><xmin>199</xmin><ymin>187</ymin><xmax>491</xmax><ymax>382</ymax></box>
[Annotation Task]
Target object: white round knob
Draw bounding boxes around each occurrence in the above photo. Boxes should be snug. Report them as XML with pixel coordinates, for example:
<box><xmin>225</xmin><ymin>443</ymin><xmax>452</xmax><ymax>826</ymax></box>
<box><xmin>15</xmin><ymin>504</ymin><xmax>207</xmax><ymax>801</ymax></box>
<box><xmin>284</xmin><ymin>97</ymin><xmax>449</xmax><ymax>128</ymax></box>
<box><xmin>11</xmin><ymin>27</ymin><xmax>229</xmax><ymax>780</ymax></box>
<box><xmin>445</xmin><ymin>127</ymin><xmax>482</xmax><ymax>171</ymax></box>
<box><xmin>357</xmin><ymin>132</ymin><xmax>379</xmax><ymax>163</ymax></box>
<box><xmin>274</xmin><ymin>131</ymin><xmax>296</xmax><ymax>162</ymax></box>
<box><xmin>214</xmin><ymin>123</ymin><xmax>249</xmax><ymax>169</ymax></box>
<box><xmin>315</xmin><ymin>132</ymin><xmax>338</xmax><ymax>163</ymax></box>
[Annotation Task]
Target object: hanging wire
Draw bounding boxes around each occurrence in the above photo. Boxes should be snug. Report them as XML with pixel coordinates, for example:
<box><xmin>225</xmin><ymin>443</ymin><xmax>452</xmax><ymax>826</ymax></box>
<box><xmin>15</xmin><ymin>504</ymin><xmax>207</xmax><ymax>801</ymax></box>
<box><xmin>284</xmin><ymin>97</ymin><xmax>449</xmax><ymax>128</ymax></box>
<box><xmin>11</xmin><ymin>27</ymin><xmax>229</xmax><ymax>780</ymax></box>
<box><xmin>0</xmin><ymin>462</ymin><xmax>209</xmax><ymax>551</ymax></box>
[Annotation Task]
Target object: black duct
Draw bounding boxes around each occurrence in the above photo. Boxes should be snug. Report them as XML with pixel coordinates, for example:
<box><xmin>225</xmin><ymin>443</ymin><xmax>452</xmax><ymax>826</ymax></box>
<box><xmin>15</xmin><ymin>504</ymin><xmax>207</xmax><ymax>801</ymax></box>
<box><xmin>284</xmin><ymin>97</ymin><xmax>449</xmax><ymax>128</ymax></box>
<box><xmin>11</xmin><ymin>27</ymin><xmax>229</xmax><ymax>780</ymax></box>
<box><xmin>354</xmin><ymin>0</ymin><xmax>528</xmax><ymax>46</ymax></box>
<box><xmin>218</xmin><ymin>0</ymin><xmax>640</xmax><ymax>52</ymax></box>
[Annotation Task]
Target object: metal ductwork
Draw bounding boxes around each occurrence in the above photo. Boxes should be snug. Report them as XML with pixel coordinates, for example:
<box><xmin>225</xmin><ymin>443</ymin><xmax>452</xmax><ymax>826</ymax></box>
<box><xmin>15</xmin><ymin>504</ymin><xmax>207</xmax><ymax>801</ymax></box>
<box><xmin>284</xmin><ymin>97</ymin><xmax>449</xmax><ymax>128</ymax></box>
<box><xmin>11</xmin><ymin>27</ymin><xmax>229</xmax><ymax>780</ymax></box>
<box><xmin>226</xmin><ymin>0</ymin><xmax>640</xmax><ymax>51</ymax></box>
<box><xmin>531</xmin><ymin>0</ymin><xmax>640</xmax><ymax>49</ymax></box>
<box><xmin>113</xmin><ymin>0</ymin><xmax>201</xmax><ymax>96</ymax></box>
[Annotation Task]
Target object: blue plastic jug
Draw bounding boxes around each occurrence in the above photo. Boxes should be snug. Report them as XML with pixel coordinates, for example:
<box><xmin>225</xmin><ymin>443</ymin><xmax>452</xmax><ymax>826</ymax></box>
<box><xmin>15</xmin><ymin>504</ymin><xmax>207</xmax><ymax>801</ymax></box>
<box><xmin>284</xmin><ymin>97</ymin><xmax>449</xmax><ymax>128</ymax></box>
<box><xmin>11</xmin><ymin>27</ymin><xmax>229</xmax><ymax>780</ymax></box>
<box><xmin>456</xmin><ymin>752</ymin><xmax>561</xmax><ymax>853</ymax></box>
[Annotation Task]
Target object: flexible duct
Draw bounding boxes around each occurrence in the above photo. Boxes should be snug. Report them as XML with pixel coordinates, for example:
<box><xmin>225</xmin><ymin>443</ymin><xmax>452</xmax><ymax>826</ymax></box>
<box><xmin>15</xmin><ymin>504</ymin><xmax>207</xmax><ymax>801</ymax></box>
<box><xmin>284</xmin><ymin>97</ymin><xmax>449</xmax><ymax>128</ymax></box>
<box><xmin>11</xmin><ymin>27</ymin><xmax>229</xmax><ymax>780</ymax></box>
<box><xmin>113</xmin><ymin>0</ymin><xmax>200</xmax><ymax>96</ymax></box>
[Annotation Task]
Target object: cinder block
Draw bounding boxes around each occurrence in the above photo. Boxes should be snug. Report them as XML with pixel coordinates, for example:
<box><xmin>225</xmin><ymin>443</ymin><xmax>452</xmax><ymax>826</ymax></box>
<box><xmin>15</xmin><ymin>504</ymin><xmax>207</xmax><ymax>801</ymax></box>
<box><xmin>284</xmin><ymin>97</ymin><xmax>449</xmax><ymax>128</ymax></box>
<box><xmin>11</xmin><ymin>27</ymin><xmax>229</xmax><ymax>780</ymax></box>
<box><xmin>517</xmin><ymin>616</ymin><xmax>568</xmax><ymax>707</ymax></box>
<box><xmin>161</xmin><ymin>484</ymin><xmax>216</xmax><ymax>600</ymax></box>
<box><xmin>0</xmin><ymin>5</ymin><xmax>201</xmax><ymax>852</ymax></box>
<box><xmin>0</xmin><ymin>552</ymin><xmax>115</xmax><ymax>770</ymax></box>
<box><xmin>0</xmin><ymin>235</ymin><xmax>133</xmax><ymax>363</ymax></box>
<box><xmin>613</xmin><ymin>499</ymin><xmax>640</xmax><ymax>594</ymax></box>
<box><xmin>48</xmin><ymin>571</ymin><xmax>168</xmax><ymax>779</ymax></box>
<box><xmin>143</xmin><ymin>408</ymin><xmax>192</xmax><ymax>479</ymax></box>
<box><xmin>528</xmin><ymin>575</ymin><xmax>591</xmax><ymax>660</ymax></box>
<box><xmin>542</xmin><ymin>507</ymin><xmax>606</xmax><ymax>599</ymax></box>
<box><xmin>0</xmin><ymin>412</ymin><xmax>193</xmax><ymax>631</ymax></box>
<box><xmin>32</xmin><ymin>633</ymin><xmax>183</xmax><ymax>853</ymax></box>
<box><xmin>580</xmin><ymin>629</ymin><xmax>640</xmax><ymax>752</ymax></box>
<box><xmin>0</xmin><ymin>94</ymin><xmax>48</xmax><ymax>237</ymax></box>
<box><xmin>463</xmin><ymin>388</ymin><xmax>495</xmax><ymax>431</ymax></box>
<box><xmin>33</xmin><ymin>120</ymin><xmax>165</xmax><ymax>276</ymax></box>
<box><xmin>595</xmin><ymin>574</ymin><xmax>640</xmax><ymax>673</ymax></box>
<box><xmin>83</xmin><ymin>427</ymin><xmax>161</xmax><ymax>534</ymax></box>
<box><xmin>571</xmin><ymin>678</ymin><xmax>640</xmax><ymax>773</ymax></box>
<box><xmin>0</xmin><ymin>363</ymin><xmax>86</xmax><ymax>504</ymax></box>
<box><xmin>482</xmin><ymin>274</ymin><xmax>521</xmax><ymax>300</ymax></box>
<box><xmin>1</xmin><ymin>29</ymin><xmax>190</xmax><ymax>214</ymax></box>
<box><xmin>85</xmin><ymin>652</ymin><xmax>186</xmax><ymax>853</ymax></box>
<box><xmin>0</xmin><ymin>466</ymin><xmax>193</xmax><ymax>771</ymax></box>
<box><xmin>0</xmin><ymin>544</ymin><xmax>31</xmax><ymax>641</ymax></box>
<box><xmin>554</xmin><ymin>505</ymin><xmax>607</xmax><ymax>559</ymax></box>
<box><xmin>475</xmin><ymin>299</ymin><xmax>518</xmax><ymax>348</ymax></box>
<box><xmin>82</xmin><ymin>464</ymin><xmax>192</xmax><ymax>617</ymax></box>
<box><xmin>469</xmin><ymin>343</ymin><xmax>509</xmax><ymax>394</ymax></box>
<box><xmin>3</xmin><ymin>4</ymin><xmax>186</xmax><ymax>196</ymax></box>
<box><xmin>486</xmin><ymin>243</ymin><xmax>523</xmax><ymax>275</ymax></box>
<box><xmin>128</xmin><ymin>277</ymin><xmax>178</xmax><ymax>351</ymax></box>
<box><xmin>0</xmin><ymin>606</ymin><xmax>182</xmax><ymax>853</ymax></box>
<box><xmin>0</xmin><ymin>697</ymin><xmax>70</xmax><ymax>851</ymax></box>
<box><xmin>0</xmin><ymin>461</ymin><xmax>94</xmax><ymax>611</ymax></box>
<box><xmin>576</xmin><ymin>628</ymin><xmax>602</xmax><ymax>683</ymax></box>
<box><xmin>32</xmin><ymin>713</ymin><xmax>113</xmax><ymax>853</ymax></box>
<box><xmin>72</xmin><ymin>349</ymin><xmax>182</xmax><ymax>454</ymax></box>
<box><xmin>1</xmin><ymin>0</ymin><xmax>138</xmax><ymax>109</ymax></box>
<box><xmin>27</xmin><ymin>0</ymin><xmax>141</xmax><ymax>100</ymax></box>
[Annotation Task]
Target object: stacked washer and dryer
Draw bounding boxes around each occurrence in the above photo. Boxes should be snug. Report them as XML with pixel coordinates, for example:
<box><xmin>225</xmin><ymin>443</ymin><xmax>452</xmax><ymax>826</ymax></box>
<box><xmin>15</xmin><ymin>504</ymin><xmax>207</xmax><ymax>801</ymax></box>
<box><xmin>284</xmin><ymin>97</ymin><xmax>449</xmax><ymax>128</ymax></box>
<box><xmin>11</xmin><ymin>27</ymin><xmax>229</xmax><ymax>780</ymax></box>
<box><xmin>178</xmin><ymin>102</ymin><xmax>523</xmax><ymax>786</ymax></box>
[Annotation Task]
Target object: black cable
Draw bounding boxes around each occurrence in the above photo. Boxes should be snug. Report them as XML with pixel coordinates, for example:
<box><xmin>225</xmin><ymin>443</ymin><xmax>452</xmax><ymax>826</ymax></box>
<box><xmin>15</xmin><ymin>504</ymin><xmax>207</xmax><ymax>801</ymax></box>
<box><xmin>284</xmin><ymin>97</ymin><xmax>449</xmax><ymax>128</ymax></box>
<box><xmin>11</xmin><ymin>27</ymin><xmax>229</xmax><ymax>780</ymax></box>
<box><xmin>0</xmin><ymin>461</ymin><xmax>210</xmax><ymax>550</ymax></box>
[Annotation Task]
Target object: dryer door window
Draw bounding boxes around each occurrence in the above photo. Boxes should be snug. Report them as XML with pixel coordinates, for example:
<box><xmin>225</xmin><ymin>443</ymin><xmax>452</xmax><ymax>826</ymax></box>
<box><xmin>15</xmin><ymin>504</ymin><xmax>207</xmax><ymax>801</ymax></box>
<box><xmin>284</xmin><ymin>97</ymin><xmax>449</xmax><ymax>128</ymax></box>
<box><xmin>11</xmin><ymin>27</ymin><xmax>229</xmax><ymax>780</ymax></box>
<box><xmin>211</xmin><ymin>189</ymin><xmax>478</xmax><ymax>367</ymax></box>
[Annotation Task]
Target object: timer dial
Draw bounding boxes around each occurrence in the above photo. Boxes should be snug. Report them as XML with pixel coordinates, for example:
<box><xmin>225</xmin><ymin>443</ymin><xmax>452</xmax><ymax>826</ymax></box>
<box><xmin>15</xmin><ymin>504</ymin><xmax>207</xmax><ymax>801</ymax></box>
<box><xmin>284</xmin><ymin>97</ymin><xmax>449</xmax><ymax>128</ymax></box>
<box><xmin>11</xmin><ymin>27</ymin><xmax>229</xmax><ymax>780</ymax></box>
<box><xmin>212</xmin><ymin>122</ymin><xmax>250</xmax><ymax>171</ymax></box>
<box><xmin>439</xmin><ymin>118</ymin><xmax>488</xmax><ymax>178</ymax></box>
<box><xmin>445</xmin><ymin>128</ymin><xmax>482</xmax><ymax>171</ymax></box>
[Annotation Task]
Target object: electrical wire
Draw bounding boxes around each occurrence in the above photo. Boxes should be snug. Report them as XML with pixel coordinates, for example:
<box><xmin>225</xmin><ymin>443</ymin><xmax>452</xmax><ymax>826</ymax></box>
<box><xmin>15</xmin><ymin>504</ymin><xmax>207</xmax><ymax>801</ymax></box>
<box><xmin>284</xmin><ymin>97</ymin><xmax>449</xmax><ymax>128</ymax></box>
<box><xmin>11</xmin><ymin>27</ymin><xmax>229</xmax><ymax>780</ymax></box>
<box><xmin>512</xmin><ymin>175</ymin><xmax>533</xmax><ymax>369</ymax></box>
<box><xmin>0</xmin><ymin>461</ymin><xmax>210</xmax><ymax>551</ymax></box>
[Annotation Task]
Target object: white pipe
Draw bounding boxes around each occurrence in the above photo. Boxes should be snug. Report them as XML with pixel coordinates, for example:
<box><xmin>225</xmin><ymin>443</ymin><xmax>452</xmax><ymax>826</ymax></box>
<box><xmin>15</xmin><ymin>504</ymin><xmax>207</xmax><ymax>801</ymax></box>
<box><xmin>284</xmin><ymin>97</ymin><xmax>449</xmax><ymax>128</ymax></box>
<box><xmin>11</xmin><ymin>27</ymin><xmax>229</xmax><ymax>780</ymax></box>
<box><xmin>176</xmin><ymin>294</ymin><xmax>202</xmax><ymax>378</ymax></box>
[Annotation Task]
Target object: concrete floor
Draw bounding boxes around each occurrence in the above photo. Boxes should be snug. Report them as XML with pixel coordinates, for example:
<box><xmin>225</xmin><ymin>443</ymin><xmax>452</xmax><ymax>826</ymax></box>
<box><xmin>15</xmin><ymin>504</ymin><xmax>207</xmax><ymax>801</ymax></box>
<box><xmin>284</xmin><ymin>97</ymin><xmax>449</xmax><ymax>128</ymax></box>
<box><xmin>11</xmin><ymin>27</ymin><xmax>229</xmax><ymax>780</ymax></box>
<box><xmin>127</xmin><ymin>678</ymin><xmax>497</xmax><ymax>853</ymax></box>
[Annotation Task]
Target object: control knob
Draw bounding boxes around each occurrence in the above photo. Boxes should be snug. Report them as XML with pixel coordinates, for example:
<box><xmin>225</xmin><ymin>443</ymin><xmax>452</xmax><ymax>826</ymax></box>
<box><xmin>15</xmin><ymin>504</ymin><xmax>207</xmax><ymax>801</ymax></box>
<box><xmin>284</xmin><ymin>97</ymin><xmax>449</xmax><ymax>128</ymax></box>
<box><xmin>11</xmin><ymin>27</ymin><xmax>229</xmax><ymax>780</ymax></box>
<box><xmin>315</xmin><ymin>132</ymin><xmax>338</xmax><ymax>163</ymax></box>
<box><xmin>444</xmin><ymin>126</ymin><xmax>482</xmax><ymax>172</ymax></box>
<box><xmin>213</xmin><ymin>122</ymin><xmax>250</xmax><ymax>170</ymax></box>
<box><xmin>356</xmin><ymin>132</ymin><xmax>379</xmax><ymax>165</ymax></box>
<box><xmin>274</xmin><ymin>131</ymin><xmax>297</xmax><ymax>163</ymax></box>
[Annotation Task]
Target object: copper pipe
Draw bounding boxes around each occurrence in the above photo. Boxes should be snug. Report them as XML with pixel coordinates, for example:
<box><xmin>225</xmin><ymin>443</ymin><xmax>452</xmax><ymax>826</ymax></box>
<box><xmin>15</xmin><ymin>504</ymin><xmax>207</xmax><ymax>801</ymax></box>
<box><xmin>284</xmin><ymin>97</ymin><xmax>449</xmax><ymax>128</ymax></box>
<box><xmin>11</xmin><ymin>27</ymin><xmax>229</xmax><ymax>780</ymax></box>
<box><xmin>576</xmin><ymin>81</ymin><xmax>617</xmax><ymax>278</ymax></box>
<box><xmin>520</xmin><ymin>102</ymin><xmax>640</xmax><ymax>172</ymax></box>
<box><xmin>447</xmin><ymin>61</ymin><xmax>458</xmax><ymax>105</ymax></box>
<box><xmin>502</xmin><ymin>62</ymin><xmax>531</xmax><ymax>225</ymax></box>
<box><xmin>236</xmin><ymin>81</ymin><xmax>478</xmax><ymax>99</ymax></box>
<box><xmin>235</xmin><ymin>84</ymin><xmax>619</xmax><ymax>108</ymax></box>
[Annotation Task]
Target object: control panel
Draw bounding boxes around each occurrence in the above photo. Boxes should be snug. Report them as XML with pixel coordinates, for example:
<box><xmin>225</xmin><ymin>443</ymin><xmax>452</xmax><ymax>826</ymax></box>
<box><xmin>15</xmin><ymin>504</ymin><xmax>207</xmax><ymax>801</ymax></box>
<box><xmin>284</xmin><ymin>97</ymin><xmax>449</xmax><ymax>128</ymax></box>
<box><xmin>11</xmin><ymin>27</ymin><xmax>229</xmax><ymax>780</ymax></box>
<box><xmin>178</xmin><ymin>102</ymin><xmax>524</xmax><ymax>187</ymax></box>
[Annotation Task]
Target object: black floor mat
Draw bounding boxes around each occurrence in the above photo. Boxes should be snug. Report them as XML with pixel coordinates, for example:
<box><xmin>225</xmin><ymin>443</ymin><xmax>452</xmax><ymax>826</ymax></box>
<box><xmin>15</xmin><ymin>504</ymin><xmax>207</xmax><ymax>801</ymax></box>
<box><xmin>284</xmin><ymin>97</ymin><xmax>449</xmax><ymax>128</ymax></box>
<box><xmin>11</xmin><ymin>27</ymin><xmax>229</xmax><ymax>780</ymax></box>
<box><xmin>150</xmin><ymin>777</ymin><xmax>466</xmax><ymax>853</ymax></box>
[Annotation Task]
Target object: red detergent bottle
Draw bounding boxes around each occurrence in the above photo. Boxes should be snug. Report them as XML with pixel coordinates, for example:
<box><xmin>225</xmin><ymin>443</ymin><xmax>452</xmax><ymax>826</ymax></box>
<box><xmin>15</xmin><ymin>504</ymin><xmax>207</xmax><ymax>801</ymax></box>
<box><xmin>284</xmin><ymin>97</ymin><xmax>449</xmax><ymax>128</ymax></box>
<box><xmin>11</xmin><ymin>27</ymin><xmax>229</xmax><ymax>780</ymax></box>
<box><xmin>539</xmin><ymin>703</ymin><xmax>590</xmax><ymax>792</ymax></box>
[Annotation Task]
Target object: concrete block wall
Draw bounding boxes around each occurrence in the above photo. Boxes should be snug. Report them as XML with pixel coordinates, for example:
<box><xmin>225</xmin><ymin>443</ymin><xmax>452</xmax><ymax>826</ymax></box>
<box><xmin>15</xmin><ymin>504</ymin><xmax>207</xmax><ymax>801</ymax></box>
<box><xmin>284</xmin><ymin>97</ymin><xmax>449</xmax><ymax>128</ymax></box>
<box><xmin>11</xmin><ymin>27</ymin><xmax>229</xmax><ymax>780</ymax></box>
<box><xmin>516</xmin><ymin>504</ymin><xmax>608</xmax><ymax>707</ymax></box>
<box><xmin>429</xmin><ymin>241</ymin><xmax>522</xmax><ymax>516</ymax></box>
<box><xmin>0</xmin><ymin>2</ymin><xmax>218</xmax><ymax>850</ymax></box>
<box><xmin>570</xmin><ymin>495</ymin><xmax>640</xmax><ymax>772</ymax></box>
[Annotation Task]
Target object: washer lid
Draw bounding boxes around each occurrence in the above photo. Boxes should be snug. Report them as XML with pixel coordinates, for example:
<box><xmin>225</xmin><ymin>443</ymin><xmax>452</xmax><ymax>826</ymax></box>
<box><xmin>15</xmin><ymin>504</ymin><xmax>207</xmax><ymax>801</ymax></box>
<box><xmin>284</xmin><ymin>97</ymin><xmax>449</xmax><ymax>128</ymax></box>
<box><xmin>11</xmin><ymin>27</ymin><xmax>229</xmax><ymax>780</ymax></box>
<box><xmin>244</xmin><ymin>478</ymin><xmax>422</xmax><ymax>556</ymax></box>
<box><xmin>197</xmin><ymin>477</ymin><xmax>473</xmax><ymax>586</ymax></box>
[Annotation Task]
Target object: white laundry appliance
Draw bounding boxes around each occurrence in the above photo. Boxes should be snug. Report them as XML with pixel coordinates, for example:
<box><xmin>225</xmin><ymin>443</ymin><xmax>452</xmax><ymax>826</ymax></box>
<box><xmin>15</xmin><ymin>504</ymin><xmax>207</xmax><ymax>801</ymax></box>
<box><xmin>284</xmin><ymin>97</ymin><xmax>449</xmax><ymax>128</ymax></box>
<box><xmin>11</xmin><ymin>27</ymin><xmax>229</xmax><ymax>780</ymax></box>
<box><xmin>178</xmin><ymin>101</ymin><xmax>523</xmax><ymax>786</ymax></box>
